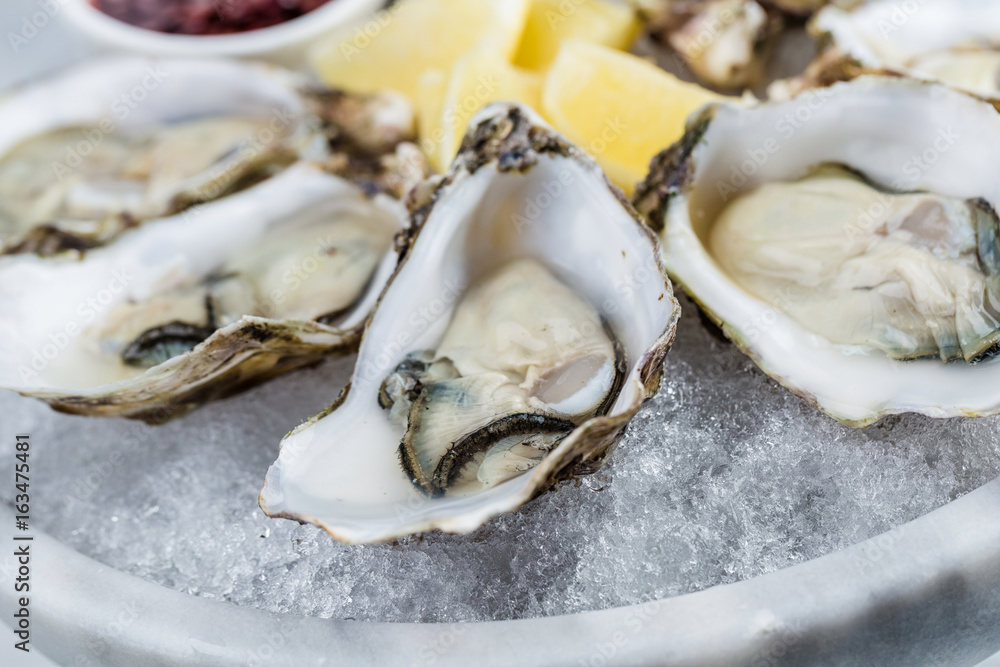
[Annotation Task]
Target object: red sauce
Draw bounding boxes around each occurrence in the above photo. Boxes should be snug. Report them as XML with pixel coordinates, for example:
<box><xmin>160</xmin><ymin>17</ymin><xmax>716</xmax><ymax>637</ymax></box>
<box><xmin>91</xmin><ymin>0</ymin><xmax>334</xmax><ymax>35</ymax></box>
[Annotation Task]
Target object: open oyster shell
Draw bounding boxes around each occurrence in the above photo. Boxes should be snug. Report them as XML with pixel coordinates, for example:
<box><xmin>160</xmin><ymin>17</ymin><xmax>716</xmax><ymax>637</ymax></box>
<box><xmin>0</xmin><ymin>163</ymin><xmax>406</xmax><ymax>421</ymax></box>
<box><xmin>0</xmin><ymin>56</ymin><xmax>324</xmax><ymax>256</ymax></box>
<box><xmin>260</xmin><ymin>104</ymin><xmax>680</xmax><ymax>544</ymax></box>
<box><xmin>634</xmin><ymin>75</ymin><xmax>1000</xmax><ymax>427</ymax></box>
<box><xmin>637</xmin><ymin>0</ymin><xmax>784</xmax><ymax>90</ymax></box>
<box><xmin>304</xmin><ymin>87</ymin><xmax>427</xmax><ymax>199</ymax></box>
<box><xmin>778</xmin><ymin>0</ymin><xmax>1000</xmax><ymax>101</ymax></box>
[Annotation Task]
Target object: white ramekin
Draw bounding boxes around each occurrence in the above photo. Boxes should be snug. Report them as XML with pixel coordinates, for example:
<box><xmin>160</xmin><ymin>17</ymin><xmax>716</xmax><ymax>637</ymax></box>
<box><xmin>61</xmin><ymin>0</ymin><xmax>384</xmax><ymax>65</ymax></box>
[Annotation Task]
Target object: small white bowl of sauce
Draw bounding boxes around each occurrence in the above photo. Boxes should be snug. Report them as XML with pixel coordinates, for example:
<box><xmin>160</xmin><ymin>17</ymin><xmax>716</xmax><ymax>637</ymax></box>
<box><xmin>63</xmin><ymin>0</ymin><xmax>384</xmax><ymax>65</ymax></box>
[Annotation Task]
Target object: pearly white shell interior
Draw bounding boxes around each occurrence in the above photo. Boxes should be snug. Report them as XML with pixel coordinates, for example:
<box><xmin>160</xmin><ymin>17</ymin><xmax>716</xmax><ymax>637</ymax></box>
<box><xmin>814</xmin><ymin>0</ymin><xmax>1000</xmax><ymax>96</ymax></box>
<box><xmin>664</xmin><ymin>76</ymin><xmax>1000</xmax><ymax>425</ymax></box>
<box><xmin>0</xmin><ymin>56</ymin><xmax>310</xmax><ymax>158</ymax></box>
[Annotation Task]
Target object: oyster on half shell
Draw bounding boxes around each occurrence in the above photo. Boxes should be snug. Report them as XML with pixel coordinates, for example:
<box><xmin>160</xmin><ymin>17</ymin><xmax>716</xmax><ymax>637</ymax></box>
<box><xmin>0</xmin><ymin>57</ymin><xmax>323</xmax><ymax>256</ymax></box>
<box><xmin>777</xmin><ymin>0</ymin><xmax>1000</xmax><ymax>101</ymax></box>
<box><xmin>634</xmin><ymin>75</ymin><xmax>1000</xmax><ymax>426</ymax></box>
<box><xmin>638</xmin><ymin>0</ymin><xmax>782</xmax><ymax>90</ymax></box>
<box><xmin>0</xmin><ymin>163</ymin><xmax>406</xmax><ymax>420</ymax></box>
<box><xmin>382</xmin><ymin>258</ymin><xmax>626</xmax><ymax>498</ymax></box>
<box><xmin>260</xmin><ymin>104</ymin><xmax>680</xmax><ymax>543</ymax></box>
<box><xmin>710</xmin><ymin>164</ymin><xmax>1000</xmax><ymax>363</ymax></box>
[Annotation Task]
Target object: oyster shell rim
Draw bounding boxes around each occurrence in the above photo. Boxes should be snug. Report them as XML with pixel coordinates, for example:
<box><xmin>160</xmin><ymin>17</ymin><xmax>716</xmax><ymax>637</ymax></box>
<box><xmin>635</xmin><ymin>74</ymin><xmax>1000</xmax><ymax>427</ymax></box>
<box><xmin>792</xmin><ymin>0</ymin><xmax>1000</xmax><ymax>105</ymax></box>
<box><xmin>0</xmin><ymin>55</ymin><xmax>319</xmax><ymax>256</ymax></box>
<box><xmin>0</xmin><ymin>162</ymin><xmax>406</xmax><ymax>421</ymax></box>
<box><xmin>258</xmin><ymin>103</ymin><xmax>681</xmax><ymax>544</ymax></box>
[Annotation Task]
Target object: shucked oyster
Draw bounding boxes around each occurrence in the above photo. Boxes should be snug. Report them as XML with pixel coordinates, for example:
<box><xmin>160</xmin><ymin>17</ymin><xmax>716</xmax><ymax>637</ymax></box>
<box><xmin>711</xmin><ymin>164</ymin><xmax>1000</xmax><ymax>363</ymax></box>
<box><xmin>779</xmin><ymin>0</ymin><xmax>1000</xmax><ymax>101</ymax></box>
<box><xmin>640</xmin><ymin>0</ymin><xmax>870</xmax><ymax>92</ymax></box>
<box><xmin>260</xmin><ymin>104</ymin><xmax>680</xmax><ymax>543</ymax></box>
<box><xmin>381</xmin><ymin>259</ymin><xmax>625</xmax><ymax>497</ymax></box>
<box><xmin>635</xmin><ymin>75</ymin><xmax>1000</xmax><ymax>426</ymax></box>
<box><xmin>0</xmin><ymin>57</ymin><xmax>321</xmax><ymax>256</ymax></box>
<box><xmin>0</xmin><ymin>163</ymin><xmax>405</xmax><ymax>420</ymax></box>
<box><xmin>303</xmin><ymin>87</ymin><xmax>427</xmax><ymax>199</ymax></box>
<box><xmin>638</xmin><ymin>0</ymin><xmax>782</xmax><ymax>90</ymax></box>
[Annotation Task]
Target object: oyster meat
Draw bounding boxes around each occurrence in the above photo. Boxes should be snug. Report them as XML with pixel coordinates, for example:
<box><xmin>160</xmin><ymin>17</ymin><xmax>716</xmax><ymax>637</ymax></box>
<box><xmin>382</xmin><ymin>258</ymin><xmax>625</xmax><ymax>497</ymax></box>
<box><xmin>711</xmin><ymin>165</ymin><xmax>1000</xmax><ymax>362</ymax></box>
<box><xmin>0</xmin><ymin>116</ymin><xmax>297</xmax><ymax>255</ymax></box>
<box><xmin>260</xmin><ymin>104</ymin><xmax>680</xmax><ymax>543</ymax></box>
<box><xmin>634</xmin><ymin>75</ymin><xmax>1000</xmax><ymax>426</ymax></box>
<box><xmin>0</xmin><ymin>57</ymin><xmax>321</xmax><ymax>256</ymax></box>
<box><xmin>0</xmin><ymin>163</ymin><xmax>405</xmax><ymax>420</ymax></box>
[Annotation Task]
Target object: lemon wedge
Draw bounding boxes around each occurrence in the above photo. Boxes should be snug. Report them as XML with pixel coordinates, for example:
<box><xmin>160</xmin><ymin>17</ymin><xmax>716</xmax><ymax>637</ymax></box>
<box><xmin>514</xmin><ymin>0</ymin><xmax>640</xmax><ymax>70</ymax></box>
<box><xmin>310</xmin><ymin>0</ymin><xmax>530</xmax><ymax>100</ymax></box>
<box><xmin>542</xmin><ymin>40</ymin><xmax>727</xmax><ymax>193</ymax></box>
<box><xmin>422</xmin><ymin>49</ymin><xmax>543</xmax><ymax>171</ymax></box>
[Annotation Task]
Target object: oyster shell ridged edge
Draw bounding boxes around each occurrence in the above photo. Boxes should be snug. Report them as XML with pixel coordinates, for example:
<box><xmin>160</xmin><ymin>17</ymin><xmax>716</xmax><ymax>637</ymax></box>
<box><xmin>259</xmin><ymin>103</ymin><xmax>681</xmax><ymax>543</ymax></box>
